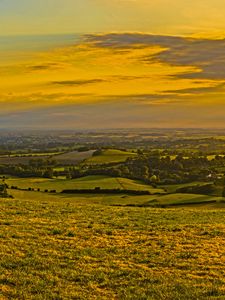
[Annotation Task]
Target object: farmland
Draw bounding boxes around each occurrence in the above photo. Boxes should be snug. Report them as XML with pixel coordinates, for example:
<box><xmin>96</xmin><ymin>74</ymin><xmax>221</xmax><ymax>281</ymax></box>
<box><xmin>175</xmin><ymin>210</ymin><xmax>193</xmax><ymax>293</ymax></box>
<box><xmin>0</xmin><ymin>155</ymin><xmax>50</xmax><ymax>166</ymax></box>
<box><xmin>84</xmin><ymin>149</ymin><xmax>137</xmax><ymax>165</ymax></box>
<box><xmin>0</xmin><ymin>150</ymin><xmax>95</xmax><ymax>166</ymax></box>
<box><xmin>55</xmin><ymin>150</ymin><xmax>95</xmax><ymax>165</ymax></box>
<box><xmin>1</xmin><ymin>129</ymin><xmax>225</xmax><ymax>299</ymax></box>
<box><xmin>5</xmin><ymin>175</ymin><xmax>165</xmax><ymax>194</ymax></box>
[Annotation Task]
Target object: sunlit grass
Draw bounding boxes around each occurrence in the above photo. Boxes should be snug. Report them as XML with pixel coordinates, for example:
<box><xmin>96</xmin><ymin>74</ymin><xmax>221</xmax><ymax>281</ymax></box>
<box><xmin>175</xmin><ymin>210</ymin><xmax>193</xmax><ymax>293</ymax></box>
<box><xmin>6</xmin><ymin>175</ymin><xmax>164</xmax><ymax>194</ymax></box>
<box><xmin>1</xmin><ymin>191</ymin><xmax>225</xmax><ymax>299</ymax></box>
<box><xmin>85</xmin><ymin>149</ymin><xmax>137</xmax><ymax>165</ymax></box>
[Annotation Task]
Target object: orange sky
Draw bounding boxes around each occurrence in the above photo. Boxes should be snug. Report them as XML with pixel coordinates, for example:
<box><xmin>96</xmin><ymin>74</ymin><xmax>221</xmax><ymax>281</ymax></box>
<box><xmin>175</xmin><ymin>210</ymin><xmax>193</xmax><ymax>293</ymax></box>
<box><xmin>1</xmin><ymin>1</ymin><xmax>225</xmax><ymax>128</ymax></box>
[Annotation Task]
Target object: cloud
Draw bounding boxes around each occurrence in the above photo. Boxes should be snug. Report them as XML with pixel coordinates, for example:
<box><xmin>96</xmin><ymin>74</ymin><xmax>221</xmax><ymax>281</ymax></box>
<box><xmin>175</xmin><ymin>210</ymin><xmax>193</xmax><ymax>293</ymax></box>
<box><xmin>0</xmin><ymin>92</ymin><xmax>95</xmax><ymax>115</ymax></box>
<box><xmin>163</xmin><ymin>83</ymin><xmax>225</xmax><ymax>95</ymax></box>
<box><xmin>2</xmin><ymin>32</ymin><xmax>225</xmax><ymax>129</ymax></box>
<box><xmin>28</xmin><ymin>63</ymin><xmax>62</xmax><ymax>71</ymax></box>
<box><xmin>101</xmin><ymin>93</ymin><xmax>173</xmax><ymax>104</ymax></box>
<box><xmin>84</xmin><ymin>32</ymin><xmax>182</xmax><ymax>48</ymax></box>
<box><xmin>85</xmin><ymin>33</ymin><xmax>225</xmax><ymax>80</ymax></box>
<box><xmin>51</xmin><ymin>79</ymin><xmax>106</xmax><ymax>86</ymax></box>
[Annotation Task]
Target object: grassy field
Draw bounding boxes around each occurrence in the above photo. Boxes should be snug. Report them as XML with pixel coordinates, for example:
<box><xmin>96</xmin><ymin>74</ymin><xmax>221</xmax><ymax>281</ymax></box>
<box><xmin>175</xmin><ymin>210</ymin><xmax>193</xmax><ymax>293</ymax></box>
<box><xmin>84</xmin><ymin>149</ymin><xmax>137</xmax><ymax>165</ymax></box>
<box><xmin>1</xmin><ymin>191</ymin><xmax>225</xmax><ymax>299</ymax></box>
<box><xmin>6</xmin><ymin>175</ymin><xmax>165</xmax><ymax>194</ymax></box>
<box><xmin>6</xmin><ymin>189</ymin><xmax>225</xmax><ymax>208</ymax></box>
<box><xmin>162</xmin><ymin>182</ymin><xmax>214</xmax><ymax>193</ymax></box>
<box><xmin>0</xmin><ymin>152</ymin><xmax>63</xmax><ymax>158</ymax></box>
<box><xmin>148</xmin><ymin>193</ymin><xmax>224</xmax><ymax>206</ymax></box>
<box><xmin>0</xmin><ymin>150</ymin><xmax>94</xmax><ymax>166</ymax></box>
<box><xmin>0</xmin><ymin>156</ymin><xmax>50</xmax><ymax>165</ymax></box>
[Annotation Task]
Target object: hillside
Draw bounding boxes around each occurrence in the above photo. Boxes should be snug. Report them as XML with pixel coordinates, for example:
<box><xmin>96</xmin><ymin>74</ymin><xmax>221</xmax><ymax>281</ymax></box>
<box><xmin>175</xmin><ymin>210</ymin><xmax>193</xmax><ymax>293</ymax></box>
<box><xmin>1</xmin><ymin>192</ymin><xmax>225</xmax><ymax>299</ymax></box>
<box><xmin>6</xmin><ymin>175</ymin><xmax>165</xmax><ymax>194</ymax></box>
<box><xmin>84</xmin><ymin>149</ymin><xmax>137</xmax><ymax>165</ymax></box>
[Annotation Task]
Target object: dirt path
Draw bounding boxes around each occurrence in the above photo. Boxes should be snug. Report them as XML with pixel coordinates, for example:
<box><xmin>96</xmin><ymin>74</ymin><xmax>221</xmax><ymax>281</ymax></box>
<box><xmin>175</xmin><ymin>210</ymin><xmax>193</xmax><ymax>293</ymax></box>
<box><xmin>115</xmin><ymin>178</ymin><xmax>125</xmax><ymax>189</ymax></box>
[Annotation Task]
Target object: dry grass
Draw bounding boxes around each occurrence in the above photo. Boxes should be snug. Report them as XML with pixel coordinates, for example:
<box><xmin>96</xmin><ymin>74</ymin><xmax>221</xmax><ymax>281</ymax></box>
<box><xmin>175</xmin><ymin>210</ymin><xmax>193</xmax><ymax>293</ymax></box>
<box><xmin>1</xmin><ymin>191</ymin><xmax>225</xmax><ymax>299</ymax></box>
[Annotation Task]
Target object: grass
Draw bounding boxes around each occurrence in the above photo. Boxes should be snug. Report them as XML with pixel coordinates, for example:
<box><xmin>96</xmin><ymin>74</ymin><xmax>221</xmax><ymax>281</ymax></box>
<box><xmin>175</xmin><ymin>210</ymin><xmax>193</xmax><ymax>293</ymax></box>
<box><xmin>149</xmin><ymin>193</ymin><xmax>223</xmax><ymax>206</ymax></box>
<box><xmin>53</xmin><ymin>167</ymin><xmax>66</xmax><ymax>172</ymax></box>
<box><xmin>0</xmin><ymin>156</ymin><xmax>50</xmax><ymax>165</ymax></box>
<box><xmin>84</xmin><ymin>149</ymin><xmax>137</xmax><ymax>165</ymax></box>
<box><xmin>0</xmin><ymin>150</ymin><xmax>95</xmax><ymax>166</ymax></box>
<box><xmin>162</xmin><ymin>182</ymin><xmax>213</xmax><ymax>193</ymax></box>
<box><xmin>6</xmin><ymin>189</ymin><xmax>225</xmax><ymax>208</ymax></box>
<box><xmin>6</xmin><ymin>175</ymin><xmax>165</xmax><ymax>194</ymax></box>
<box><xmin>0</xmin><ymin>152</ymin><xmax>63</xmax><ymax>158</ymax></box>
<box><xmin>1</xmin><ymin>191</ymin><xmax>225</xmax><ymax>299</ymax></box>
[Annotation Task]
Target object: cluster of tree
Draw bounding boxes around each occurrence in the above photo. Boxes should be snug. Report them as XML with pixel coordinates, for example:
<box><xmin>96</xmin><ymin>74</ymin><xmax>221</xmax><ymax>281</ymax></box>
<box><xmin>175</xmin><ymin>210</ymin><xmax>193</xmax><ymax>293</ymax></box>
<box><xmin>9</xmin><ymin>185</ymin><xmax>56</xmax><ymax>193</ymax></box>
<box><xmin>2</xmin><ymin>149</ymin><xmax>225</xmax><ymax>190</ymax></box>
<box><xmin>0</xmin><ymin>182</ymin><xmax>12</xmax><ymax>198</ymax></box>
<box><xmin>61</xmin><ymin>187</ymin><xmax>151</xmax><ymax>195</ymax></box>
<box><xmin>0</xmin><ymin>162</ymin><xmax>55</xmax><ymax>178</ymax></box>
<box><xmin>71</xmin><ymin>152</ymin><xmax>225</xmax><ymax>185</ymax></box>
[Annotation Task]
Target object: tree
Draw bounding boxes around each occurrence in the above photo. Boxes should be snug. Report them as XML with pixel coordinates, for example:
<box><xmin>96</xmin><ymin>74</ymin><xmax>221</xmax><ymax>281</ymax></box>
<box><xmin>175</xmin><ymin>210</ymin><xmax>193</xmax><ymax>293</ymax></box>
<box><xmin>222</xmin><ymin>187</ymin><xmax>225</xmax><ymax>198</ymax></box>
<box><xmin>0</xmin><ymin>181</ymin><xmax>9</xmax><ymax>198</ymax></box>
<box><xmin>43</xmin><ymin>168</ymin><xmax>53</xmax><ymax>178</ymax></box>
<box><xmin>150</xmin><ymin>175</ymin><xmax>158</xmax><ymax>183</ymax></box>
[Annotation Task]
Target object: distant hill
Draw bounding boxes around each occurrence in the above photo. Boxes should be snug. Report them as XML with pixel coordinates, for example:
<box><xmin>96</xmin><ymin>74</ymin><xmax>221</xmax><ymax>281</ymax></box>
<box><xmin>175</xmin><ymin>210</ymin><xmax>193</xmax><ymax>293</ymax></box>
<box><xmin>84</xmin><ymin>149</ymin><xmax>137</xmax><ymax>165</ymax></box>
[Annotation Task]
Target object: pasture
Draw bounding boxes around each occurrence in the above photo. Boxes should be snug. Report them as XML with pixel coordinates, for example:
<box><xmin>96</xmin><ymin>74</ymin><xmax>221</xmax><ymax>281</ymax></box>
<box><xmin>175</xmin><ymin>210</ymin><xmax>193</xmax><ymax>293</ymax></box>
<box><xmin>84</xmin><ymin>149</ymin><xmax>137</xmax><ymax>165</ymax></box>
<box><xmin>162</xmin><ymin>182</ymin><xmax>213</xmax><ymax>193</ymax></box>
<box><xmin>5</xmin><ymin>175</ymin><xmax>165</xmax><ymax>194</ymax></box>
<box><xmin>1</xmin><ymin>191</ymin><xmax>225</xmax><ymax>299</ymax></box>
<box><xmin>0</xmin><ymin>150</ymin><xmax>95</xmax><ymax>166</ymax></box>
<box><xmin>0</xmin><ymin>156</ymin><xmax>50</xmax><ymax>165</ymax></box>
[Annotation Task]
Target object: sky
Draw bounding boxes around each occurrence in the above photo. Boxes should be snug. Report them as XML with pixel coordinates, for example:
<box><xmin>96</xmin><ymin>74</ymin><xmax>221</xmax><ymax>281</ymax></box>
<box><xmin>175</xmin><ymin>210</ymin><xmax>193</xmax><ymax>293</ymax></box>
<box><xmin>1</xmin><ymin>0</ymin><xmax>225</xmax><ymax>129</ymax></box>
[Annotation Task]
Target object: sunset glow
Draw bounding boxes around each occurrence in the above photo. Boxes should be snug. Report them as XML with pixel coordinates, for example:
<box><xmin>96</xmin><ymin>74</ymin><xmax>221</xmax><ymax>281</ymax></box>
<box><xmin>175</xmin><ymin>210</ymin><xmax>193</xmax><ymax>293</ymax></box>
<box><xmin>1</xmin><ymin>0</ymin><xmax>225</xmax><ymax>128</ymax></box>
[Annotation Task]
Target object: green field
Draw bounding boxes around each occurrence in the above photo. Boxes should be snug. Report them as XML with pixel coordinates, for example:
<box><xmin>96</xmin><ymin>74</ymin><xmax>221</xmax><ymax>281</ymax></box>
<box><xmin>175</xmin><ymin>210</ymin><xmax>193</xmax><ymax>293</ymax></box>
<box><xmin>148</xmin><ymin>193</ymin><xmax>224</xmax><ymax>206</ymax></box>
<box><xmin>7</xmin><ymin>188</ymin><xmax>225</xmax><ymax>208</ymax></box>
<box><xmin>1</xmin><ymin>191</ymin><xmax>225</xmax><ymax>299</ymax></box>
<box><xmin>0</xmin><ymin>156</ymin><xmax>50</xmax><ymax>165</ymax></box>
<box><xmin>0</xmin><ymin>150</ymin><xmax>95</xmax><ymax>166</ymax></box>
<box><xmin>0</xmin><ymin>152</ymin><xmax>63</xmax><ymax>158</ymax></box>
<box><xmin>162</xmin><ymin>182</ymin><xmax>214</xmax><ymax>193</ymax></box>
<box><xmin>6</xmin><ymin>175</ymin><xmax>165</xmax><ymax>194</ymax></box>
<box><xmin>84</xmin><ymin>149</ymin><xmax>137</xmax><ymax>165</ymax></box>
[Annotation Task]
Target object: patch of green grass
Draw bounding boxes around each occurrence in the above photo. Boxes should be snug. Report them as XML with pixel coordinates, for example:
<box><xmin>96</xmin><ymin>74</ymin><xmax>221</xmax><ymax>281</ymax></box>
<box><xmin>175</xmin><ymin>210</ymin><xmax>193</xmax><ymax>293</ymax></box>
<box><xmin>151</xmin><ymin>193</ymin><xmax>223</xmax><ymax>206</ymax></box>
<box><xmin>0</xmin><ymin>150</ymin><xmax>95</xmax><ymax>166</ymax></box>
<box><xmin>6</xmin><ymin>175</ymin><xmax>165</xmax><ymax>194</ymax></box>
<box><xmin>162</xmin><ymin>181</ymin><xmax>213</xmax><ymax>193</ymax></box>
<box><xmin>85</xmin><ymin>149</ymin><xmax>137</xmax><ymax>165</ymax></box>
<box><xmin>53</xmin><ymin>167</ymin><xmax>66</xmax><ymax>172</ymax></box>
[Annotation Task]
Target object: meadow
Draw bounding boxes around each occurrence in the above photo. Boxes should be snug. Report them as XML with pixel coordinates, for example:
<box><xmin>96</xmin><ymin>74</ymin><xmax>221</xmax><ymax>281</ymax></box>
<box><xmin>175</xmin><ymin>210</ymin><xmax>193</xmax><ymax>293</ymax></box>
<box><xmin>6</xmin><ymin>175</ymin><xmax>165</xmax><ymax>194</ymax></box>
<box><xmin>0</xmin><ymin>156</ymin><xmax>50</xmax><ymax>166</ymax></box>
<box><xmin>1</xmin><ymin>190</ymin><xmax>225</xmax><ymax>299</ymax></box>
<box><xmin>84</xmin><ymin>149</ymin><xmax>137</xmax><ymax>165</ymax></box>
<box><xmin>0</xmin><ymin>150</ymin><xmax>95</xmax><ymax>166</ymax></box>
